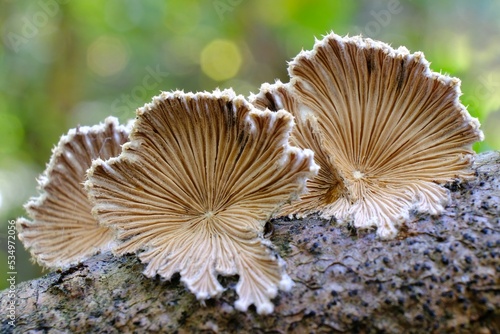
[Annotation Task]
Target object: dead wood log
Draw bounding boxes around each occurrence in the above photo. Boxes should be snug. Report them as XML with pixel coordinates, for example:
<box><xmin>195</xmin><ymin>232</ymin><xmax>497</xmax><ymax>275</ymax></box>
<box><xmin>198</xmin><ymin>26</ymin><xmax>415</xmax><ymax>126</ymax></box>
<box><xmin>2</xmin><ymin>151</ymin><xmax>499</xmax><ymax>333</ymax></box>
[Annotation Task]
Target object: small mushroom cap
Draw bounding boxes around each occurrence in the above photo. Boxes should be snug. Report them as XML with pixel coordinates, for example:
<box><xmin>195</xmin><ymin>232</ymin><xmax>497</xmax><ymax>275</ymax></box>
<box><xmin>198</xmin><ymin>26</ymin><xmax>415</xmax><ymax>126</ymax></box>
<box><xmin>251</xmin><ymin>32</ymin><xmax>483</xmax><ymax>239</ymax></box>
<box><xmin>86</xmin><ymin>89</ymin><xmax>318</xmax><ymax>314</ymax></box>
<box><xmin>17</xmin><ymin>117</ymin><xmax>130</xmax><ymax>268</ymax></box>
<box><xmin>251</xmin><ymin>81</ymin><xmax>345</xmax><ymax>215</ymax></box>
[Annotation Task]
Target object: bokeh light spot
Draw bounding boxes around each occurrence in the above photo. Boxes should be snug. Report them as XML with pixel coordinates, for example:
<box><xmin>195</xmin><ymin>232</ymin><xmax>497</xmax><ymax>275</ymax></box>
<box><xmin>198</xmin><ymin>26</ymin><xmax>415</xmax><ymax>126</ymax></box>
<box><xmin>87</xmin><ymin>36</ymin><xmax>129</xmax><ymax>77</ymax></box>
<box><xmin>200</xmin><ymin>39</ymin><xmax>242</xmax><ymax>81</ymax></box>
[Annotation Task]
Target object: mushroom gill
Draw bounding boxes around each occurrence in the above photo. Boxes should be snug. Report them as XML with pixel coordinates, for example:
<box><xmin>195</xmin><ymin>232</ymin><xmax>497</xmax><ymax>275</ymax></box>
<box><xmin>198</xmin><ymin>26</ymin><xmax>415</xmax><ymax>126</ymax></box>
<box><xmin>250</xmin><ymin>33</ymin><xmax>483</xmax><ymax>239</ymax></box>
<box><xmin>17</xmin><ymin>117</ymin><xmax>130</xmax><ymax>268</ymax></box>
<box><xmin>251</xmin><ymin>81</ymin><xmax>346</xmax><ymax>215</ymax></box>
<box><xmin>85</xmin><ymin>89</ymin><xmax>318</xmax><ymax>314</ymax></box>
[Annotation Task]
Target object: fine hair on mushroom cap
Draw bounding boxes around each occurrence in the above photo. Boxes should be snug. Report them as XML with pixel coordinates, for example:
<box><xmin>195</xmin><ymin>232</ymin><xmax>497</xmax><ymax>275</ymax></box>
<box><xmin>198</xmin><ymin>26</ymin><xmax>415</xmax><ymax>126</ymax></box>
<box><xmin>17</xmin><ymin>117</ymin><xmax>130</xmax><ymax>268</ymax></box>
<box><xmin>250</xmin><ymin>32</ymin><xmax>483</xmax><ymax>239</ymax></box>
<box><xmin>85</xmin><ymin>89</ymin><xmax>318</xmax><ymax>314</ymax></box>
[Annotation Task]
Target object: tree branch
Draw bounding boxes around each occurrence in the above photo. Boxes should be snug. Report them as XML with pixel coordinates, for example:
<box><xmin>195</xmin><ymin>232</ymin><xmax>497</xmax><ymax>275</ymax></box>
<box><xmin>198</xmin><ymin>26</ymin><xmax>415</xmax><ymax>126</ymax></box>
<box><xmin>2</xmin><ymin>151</ymin><xmax>499</xmax><ymax>333</ymax></box>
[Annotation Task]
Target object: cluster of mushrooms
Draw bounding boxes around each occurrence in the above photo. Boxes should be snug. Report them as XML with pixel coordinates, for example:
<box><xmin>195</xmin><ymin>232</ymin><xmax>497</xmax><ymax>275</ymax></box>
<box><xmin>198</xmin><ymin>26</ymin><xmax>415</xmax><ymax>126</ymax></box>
<box><xmin>18</xmin><ymin>33</ymin><xmax>483</xmax><ymax>314</ymax></box>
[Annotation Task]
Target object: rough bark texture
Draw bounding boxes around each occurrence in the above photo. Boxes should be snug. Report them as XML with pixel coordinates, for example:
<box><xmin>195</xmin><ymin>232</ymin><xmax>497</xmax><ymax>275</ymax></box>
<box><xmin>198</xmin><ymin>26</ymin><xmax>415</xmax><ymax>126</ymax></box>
<box><xmin>2</xmin><ymin>151</ymin><xmax>499</xmax><ymax>334</ymax></box>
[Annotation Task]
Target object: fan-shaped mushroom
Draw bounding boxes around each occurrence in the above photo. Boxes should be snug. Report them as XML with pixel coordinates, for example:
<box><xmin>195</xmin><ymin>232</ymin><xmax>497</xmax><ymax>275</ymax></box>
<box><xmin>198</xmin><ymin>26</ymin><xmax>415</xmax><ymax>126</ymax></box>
<box><xmin>250</xmin><ymin>33</ymin><xmax>483</xmax><ymax>239</ymax></box>
<box><xmin>85</xmin><ymin>89</ymin><xmax>318</xmax><ymax>314</ymax></box>
<box><xmin>17</xmin><ymin>117</ymin><xmax>130</xmax><ymax>268</ymax></box>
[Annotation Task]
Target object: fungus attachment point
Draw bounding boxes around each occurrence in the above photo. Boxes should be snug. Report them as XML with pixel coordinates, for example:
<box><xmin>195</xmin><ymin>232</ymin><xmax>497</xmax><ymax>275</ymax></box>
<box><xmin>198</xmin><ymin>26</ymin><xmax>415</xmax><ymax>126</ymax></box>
<box><xmin>353</xmin><ymin>171</ymin><xmax>364</xmax><ymax>180</ymax></box>
<box><xmin>86</xmin><ymin>89</ymin><xmax>318</xmax><ymax>314</ymax></box>
<box><xmin>17</xmin><ymin>117</ymin><xmax>130</xmax><ymax>268</ymax></box>
<box><xmin>251</xmin><ymin>33</ymin><xmax>483</xmax><ymax>239</ymax></box>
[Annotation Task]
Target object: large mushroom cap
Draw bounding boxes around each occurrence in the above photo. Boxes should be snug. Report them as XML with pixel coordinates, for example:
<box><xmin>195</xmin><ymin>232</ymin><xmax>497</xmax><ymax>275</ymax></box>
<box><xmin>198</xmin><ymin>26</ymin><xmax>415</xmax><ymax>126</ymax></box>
<box><xmin>17</xmin><ymin>117</ymin><xmax>130</xmax><ymax>268</ymax></box>
<box><xmin>86</xmin><ymin>89</ymin><xmax>318</xmax><ymax>314</ymax></box>
<box><xmin>250</xmin><ymin>32</ymin><xmax>483</xmax><ymax>239</ymax></box>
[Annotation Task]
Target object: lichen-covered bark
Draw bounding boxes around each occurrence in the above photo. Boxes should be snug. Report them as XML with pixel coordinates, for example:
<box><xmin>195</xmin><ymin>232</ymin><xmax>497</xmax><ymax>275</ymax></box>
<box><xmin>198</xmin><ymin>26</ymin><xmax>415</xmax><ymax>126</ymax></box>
<box><xmin>2</xmin><ymin>151</ymin><xmax>499</xmax><ymax>333</ymax></box>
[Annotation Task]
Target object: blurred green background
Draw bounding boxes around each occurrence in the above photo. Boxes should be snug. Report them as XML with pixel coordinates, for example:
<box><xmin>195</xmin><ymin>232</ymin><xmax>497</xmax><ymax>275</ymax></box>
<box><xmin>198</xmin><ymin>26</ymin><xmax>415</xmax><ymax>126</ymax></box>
<box><xmin>1</xmin><ymin>0</ymin><xmax>499</xmax><ymax>289</ymax></box>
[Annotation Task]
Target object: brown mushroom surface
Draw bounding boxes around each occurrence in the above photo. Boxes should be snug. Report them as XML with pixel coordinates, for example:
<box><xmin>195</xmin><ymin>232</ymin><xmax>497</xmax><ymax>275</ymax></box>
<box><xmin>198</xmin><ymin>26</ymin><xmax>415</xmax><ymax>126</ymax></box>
<box><xmin>17</xmin><ymin>117</ymin><xmax>130</xmax><ymax>268</ymax></box>
<box><xmin>86</xmin><ymin>89</ymin><xmax>318</xmax><ymax>314</ymax></box>
<box><xmin>251</xmin><ymin>33</ymin><xmax>483</xmax><ymax>239</ymax></box>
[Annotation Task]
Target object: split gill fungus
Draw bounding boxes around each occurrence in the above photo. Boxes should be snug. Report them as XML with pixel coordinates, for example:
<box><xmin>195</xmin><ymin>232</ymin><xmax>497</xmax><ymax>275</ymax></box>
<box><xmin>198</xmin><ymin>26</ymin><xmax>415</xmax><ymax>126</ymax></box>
<box><xmin>85</xmin><ymin>89</ymin><xmax>318</xmax><ymax>314</ymax></box>
<box><xmin>250</xmin><ymin>32</ymin><xmax>483</xmax><ymax>239</ymax></box>
<box><xmin>17</xmin><ymin>117</ymin><xmax>130</xmax><ymax>268</ymax></box>
<box><xmin>16</xmin><ymin>32</ymin><xmax>484</xmax><ymax>316</ymax></box>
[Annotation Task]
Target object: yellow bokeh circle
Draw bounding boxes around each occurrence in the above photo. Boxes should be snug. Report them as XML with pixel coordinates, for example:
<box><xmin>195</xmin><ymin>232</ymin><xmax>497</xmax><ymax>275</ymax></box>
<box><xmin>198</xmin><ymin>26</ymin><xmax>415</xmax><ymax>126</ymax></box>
<box><xmin>200</xmin><ymin>39</ymin><xmax>242</xmax><ymax>81</ymax></box>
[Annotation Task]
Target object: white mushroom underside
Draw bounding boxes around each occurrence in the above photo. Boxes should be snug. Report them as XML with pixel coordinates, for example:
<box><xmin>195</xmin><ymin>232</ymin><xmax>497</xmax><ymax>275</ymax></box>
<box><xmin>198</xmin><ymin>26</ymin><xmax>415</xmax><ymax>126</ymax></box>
<box><xmin>251</xmin><ymin>33</ymin><xmax>483</xmax><ymax>239</ymax></box>
<box><xmin>17</xmin><ymin>117</ymin><xmax>130</xmax><ymax>268</ymax></box>
<box><xmin>87</xmin><ymin>89</ymin><xmax>318</xmax><ymax>314</ymax></box>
